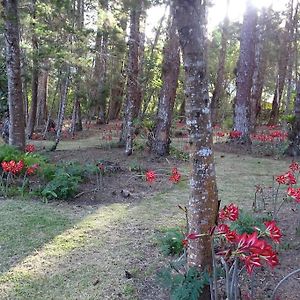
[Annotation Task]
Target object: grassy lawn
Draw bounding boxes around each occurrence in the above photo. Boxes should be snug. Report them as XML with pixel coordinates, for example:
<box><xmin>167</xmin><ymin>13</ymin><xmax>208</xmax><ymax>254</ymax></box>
<box><xmin>0</xmin><ymin>151</ymin><xmax>291</xmax><ymax>299</ymax></box>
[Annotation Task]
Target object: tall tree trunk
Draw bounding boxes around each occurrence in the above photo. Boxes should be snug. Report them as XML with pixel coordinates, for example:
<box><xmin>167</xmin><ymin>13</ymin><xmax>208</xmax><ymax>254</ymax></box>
<box><xmin>285</xmin><ymin>3</ymin><xmax>298</xmax><ymax>115</ymax></box>
<box><xmin>36</xmin><ymin>61</ymin><xmax>49</xmax><ymax>127</ymax></box>
<box><xmin>91</xmin><ymin>0</ymin><xmax>109</xmax><ymax>124</ymax></box>
<box><xmin>121</xmin><ymin>3</ymin><xmax>141</xmax><ymax>155</ymax></box>
<box><xmin>3</xmin><ymin>0</ymin><xmax>25</xmax><ymax>151</ymax></box>
<box><xmin>286</xmin><ymin>79</ymin><xmax>300</xmax><ymax>156</ymax></box>
<box><xmin>133</xmin><ymin>2</ymin><xmax>145</xmax><ymax>119</ymax></box>
<box><xmin>268</xmin><ymin>0</ymin><xmax>295</xmax><ymax>125</ymax></box>
<box><xmin>150</xmin><ymin>14</ymin><xmax>180</xmax><ymax>156</ymax></box>
<box><xmin>211</xmin><ymin>0</ymin><xmax>229</xmax><ymax>126</ymax></box>
<box><xmin>233</xmin><ymin>0</ymin><xmax>257</xmax><ymax>142</ymax></box>
<box><xmin>250</xmin><ymin>7</ymin><xmax>269</xmax><ymax>132</ymax></box>
<box><xmin>173</xmin><ymin>1</ymin><xmax>219</xmax><ymax>299</ymax></box>
<box><xmin>139</xmin><ymin>5</ymin><xmax>167</xmax><ymax>120</ymax></box>
<box><xmin>27</xmin><ymin>0</ymin><xmax>39</xmax><ymax>138</ymax></box>
<box><xmin>51</xmin><ymin>68</ymin><xmax>69</xmax><ymax>151</ymax></box>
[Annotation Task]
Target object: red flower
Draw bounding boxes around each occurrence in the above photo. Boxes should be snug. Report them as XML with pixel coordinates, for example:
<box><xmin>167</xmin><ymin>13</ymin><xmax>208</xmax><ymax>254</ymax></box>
<box><xmin>1</xmin><ymin>160</ymin><xmax>24</xmax><ymax>174</ymax></box>
<box><xmin>186</xmin><ymin>232</ymin><xmax>201</xmax><ymax>240</ymax></box>
<box><xmin>216</xmin><ymin>224</ymin><xmax>230</xmax><ymax>234</ymax></box>
<box><xmin>264</xmin><ymin>220</ymin><xmax>282</xmax><ymax>243</ymax></box>
<box><xmin>145</xmin><ymin>170</ymin><xmax>156</xmax><ymax>183</ymax></box>
<box><xmin>289</xmin><ymin>161</ymin><xmax>300</xmax><ymax>172</ymax></box>
<box><xmin>182</xmin><ymin>239</ymin><xmax>188</xmax><ymax>247</ymax></box>
<box><xmin>225</xmin><ymin>230</ymin><xmax>238</xmax><ymax>243</ymax></box>
<box><xmin>276</xmin><ymin>171</ymin><xmax>296</xmax><ymax>185</ymax></box>
<box><xmin>218</xmin><ymin>203</ymin><xmax>239</xmax><ymax>222</ymax></box>
<box><xmin>287</xmin><ymin>186</ymin><xmax>300</xmax><ymax>203</ymax></box>
<box><xmin>216</xmin><ymin>131</ymin><xmax>225</xmax><ymax>137</ymax></box>
<box><xmin>229</xmin><ymin>130</ymin><xmax>242</xmax><ymax>139</ymax></box>
<box><xmin>25</xmin><ymin>144</ymin><xmax>36</xmax><ymax>153</ymax></box>
<box><xmin>26</xmin><ymin>164</ymin><xmax>39</xmax><ymax>176</ymax></box>
<box><xmin>169</xmin><ymin>167</ymin><xmax>181</xmax><ymax>183</ymax></box>
<box><xmin>241</xmin><ymin>254</ymin><xmax>262</xmax><ymax>274</ymax></box>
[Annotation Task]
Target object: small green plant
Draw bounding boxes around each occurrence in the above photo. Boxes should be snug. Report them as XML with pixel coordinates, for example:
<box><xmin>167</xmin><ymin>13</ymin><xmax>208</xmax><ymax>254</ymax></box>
<box><xmin>158</xmin><ymin>267</ymin><xmax>210</xmax><ymax>300</ymax></box>
<box><xmin>157</xmin><ymin>227</ymin><xmax>185</xmax><ymax>256</ymax></box>
<box><xmin>230</xmin><ymin>210</ymin><xmax>270</xmax><ymax>234</ymax></box>
<box><xmin>41</xmin><ymin>169</ymin><xmax>81</xmax><ymax>200</ymax></box>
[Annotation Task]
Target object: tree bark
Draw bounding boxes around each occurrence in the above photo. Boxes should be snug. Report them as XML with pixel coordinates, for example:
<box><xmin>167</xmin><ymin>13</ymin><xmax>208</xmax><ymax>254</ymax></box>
<box><xmin>91</xmin><ymin>0</ymin><xmax>109</xmax><ymax>124</ymax></box>
<box><xmin>250</xmin><ymin>7</ymin><xmax>269</xmax><ymax>132</ymax></box>
<box><xmin>36</xmin><ymin>61</ymin><xmax>49</xmax><ymax>127</ymax></box>
<box><xmin>233</xmin><ymin>0</ymin><xmax>257</xmax><ymax>142</ymax></box>
<box><xmin>51</xmin><ymin>67</ymin><xmax>69</xmax><ymax>151</ymax></box>
<box><xmin>3</xmin><ymin>0</ymin><xmax>25</xmax><ymax>151</ymax></box>
<box><xmin>286</xmin><ymin>80</ymin><xmax>300</xmax><ymax>156</ymax></box>
<box><xmin>173</xmin><ymin>1</ymin><xmax>219</xmax><ymax>299</ymax></box>
<box><xmin>211</xmin><ymin>0</ymin><xmax>229</xmax><ymax>126</ymax></box>
<box><xmin>121</xmin><ymin>3</ymin><xmax>141</xmax><ymax>155</ymax></box>
<box><xmin>150</xmin><ymin>14</ymin><xmax>180</xmax><ymax>156</ymax></box>
<box><xmin>27</xmin><ymin>0</ymin><xmax>39</xmax><ymax>138</ymax></box>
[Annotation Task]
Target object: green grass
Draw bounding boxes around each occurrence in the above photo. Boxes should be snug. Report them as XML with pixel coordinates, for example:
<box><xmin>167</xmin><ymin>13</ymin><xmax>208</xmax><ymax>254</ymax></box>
<box><xmin>0</xmin><ymin>148</ymin><xmax>292</xmax><ymax>299</ymax></box>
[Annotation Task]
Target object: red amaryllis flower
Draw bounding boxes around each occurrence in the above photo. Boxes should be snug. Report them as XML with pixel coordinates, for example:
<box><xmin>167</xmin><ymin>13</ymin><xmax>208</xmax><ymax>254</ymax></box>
<box><xmin>287</xmin><ymin>187</ymin><xmax>300</xmax><ymax>203</ymax></box>
<box><xmin>1</xmin><ymin>160</ymin><xmax>24</xmax><ymax>174</ymax></box>
<box><xmin>186</xmin><ymin>233</ymin><xmax>201</xmax><ymax>240</ymax></box>
<box><xmin>182</xmin><ymin>239</ymin><xmax>188</xmax><ymax>247</ymax></box>
<box><xmin>229</xmin><ymin>130</ymin><xmax>242</xmax><ymax>139</ymax></box>
<box><xmin>216</xmin><ymin>131</ymin><xmax>225</xmax><ymax>137</ymax></box>
<box><xmin>241</xmin><ymin>254</ymin><xmax>262</xmax><ymax>274</ymax></box>
<box><xmin>264</xmin><ymin>220</ymin><xmax>282</xmax><ymax>243</ymax></box>
<box><xmin>26</xmin><ymin>163</ymin><xmax>39</xmax><ymax>176</ymax></box>
<box><xmin>169</xmin><ymin>167</ymin><xmax>181</xmax><ymax>183</ymax></box>
<box><xmin>225</xmin><ymin>230</ymin><xmax>238</xmax><ymax>243</ymax></box>
<box><xmin>216</xmin><ymin>224</ymin><xmax>230</xmax><ymax>234</ymax></box>
<box><xmin>289</xmin><ymin>161</ymin><xmax>300</xmax><ymax>172</ymax></box>
<box><xmin>25</xmin><ymin>144</ymin><xmax>36</xmax><ymax>153</ymax></box>
<box><xmin>276</xmin><ymin>171</ymin><xmax>296</xmax><ymax>185</ymax></box>
<box><xmin>145</xmin><ymin>170</ymin><xmax>156</xmax><ymax>182</ymax></box>
<box><xmin>218</xmin><ymin>203</ymin><xmax>239</xmax><ymax>222</ymax></box>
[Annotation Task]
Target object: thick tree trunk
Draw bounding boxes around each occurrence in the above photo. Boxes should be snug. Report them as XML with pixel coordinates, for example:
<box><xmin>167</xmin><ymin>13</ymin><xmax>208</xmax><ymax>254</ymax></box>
<box><xmin>3</xmin><ymin>0</ymin><xmax>25</xmax><ymax>151</ymax></box>
<box><xmin>173</xmin><ymin>1</ymin><xmax>219</xmax><ymax>299</ymax></box>
<box><xmin>150</xmin><ymin>15</ymin><xmax>180</xmax><ymax>156</ymax></box>
<box><xmin>121</xmin><ymin>4</ymin><xmax>141</xmax><ymax>155</ymax></box>
<box><xmin>70</xmin><ymin>96</ymin><xmax>82</xmax><ymax>136</ymax></box>
<box><xmin>250</xmin><ymin>8</ymin><xmax>269</xmax><ymax>132</ymax></box>
<box><xmin>286</xmin><ymin>80</ymin><xmax>300</xmax><ymax>156</ymax></box>
<box><xmin>233</xmin><ymin>0</ymin><xmax>257</xmax><ymax>142</ymax></box>
<box><xmin>211</xmin><ymin>1</ymin><xmax>229</xmax><ymax>126</ymax></box>
<box><xmin>108</xmin><ymin>76</ymin><xmax>124</xmax><ymax>121</ymax></box>
<box><xmin>36</xmin><ymin>61</ymin><xmax>49</xmax><ymax>127</ymax></box>
<box><xmin>268</xmin><ymin>1</ymin><xmax>295</xmax><ymax>125</ymax></box>
<box><xmin>27</xmin><ymin>0</ymin><xmax>39</xmax><ymax>138</ymax></box>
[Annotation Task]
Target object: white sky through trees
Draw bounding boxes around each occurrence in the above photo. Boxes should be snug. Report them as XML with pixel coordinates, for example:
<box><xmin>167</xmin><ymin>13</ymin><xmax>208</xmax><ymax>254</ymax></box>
<box><xmin>146</xmin><ymin>0</ymin><xmax>290</xmax><ymax>38</ymax></box>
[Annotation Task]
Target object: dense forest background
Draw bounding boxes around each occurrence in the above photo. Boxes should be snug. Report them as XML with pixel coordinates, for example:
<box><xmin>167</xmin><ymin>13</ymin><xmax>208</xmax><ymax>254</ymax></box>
<box><xmin>0</xmin><ymin>0</ymin><xmax>300</xmax><ymax>153</ymax></box>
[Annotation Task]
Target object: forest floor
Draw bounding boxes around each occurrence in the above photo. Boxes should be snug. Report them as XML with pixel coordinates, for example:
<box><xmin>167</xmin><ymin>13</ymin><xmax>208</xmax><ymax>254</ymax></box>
<box><xmin>0</xmin><ymin>124</ymin><xmax>299</xmax><ymax>299</ymax></box>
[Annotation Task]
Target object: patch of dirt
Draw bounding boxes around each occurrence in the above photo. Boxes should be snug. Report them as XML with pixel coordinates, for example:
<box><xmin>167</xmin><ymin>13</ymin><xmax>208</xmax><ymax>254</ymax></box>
<box><xmin>46</xmin><ymin>146</ymin><xmax>185</xmax><ymax>207</ymax></box>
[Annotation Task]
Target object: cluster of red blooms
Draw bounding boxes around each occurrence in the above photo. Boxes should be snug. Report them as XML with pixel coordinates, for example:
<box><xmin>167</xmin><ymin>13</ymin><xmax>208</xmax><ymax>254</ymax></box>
<box><xmin>276</xmin><ymin>161</ymin><xmax>300</xmax><ymax>203</ymax></box>
<box><xmin>169</xmin><ymin>168</ymin><xmax>181</xmax><ymax>183</ymax></box>
<box><xmin>183</xmin><ymin>203</ymin><xmax>281</xmax><ymax>274</ymax></box>
<box><xmin>25</xmin><ymin>144</ymin><xmax>36</xmax><ymax>153</ymax></box>
<box><xmin>145</xmin><ymin>167</ymin><xmax>181</xmax><ymax>184</ymax></box>
<box><xmin>216</xmin><ymin>204</ymin><xmax>281</xmax><ymax>274</ymax></box>
<box><xmin>1</xmin><ymin>160</ymin><xmax>24</xmax><ymax>174</ymax></box>
<box><xmin>251</xmin><ymin>130</ymin><xmax>287</xmax><ymax>143</ymax></box>
<box><xmin>229</xmin><ymin>130</ymin><xmax>242</xmax><ymax>139</ymax></box>
<box><xmin>1</xmin><ymin>160</ymin><xmax>39</xmax><ymax>176</ymax></box>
